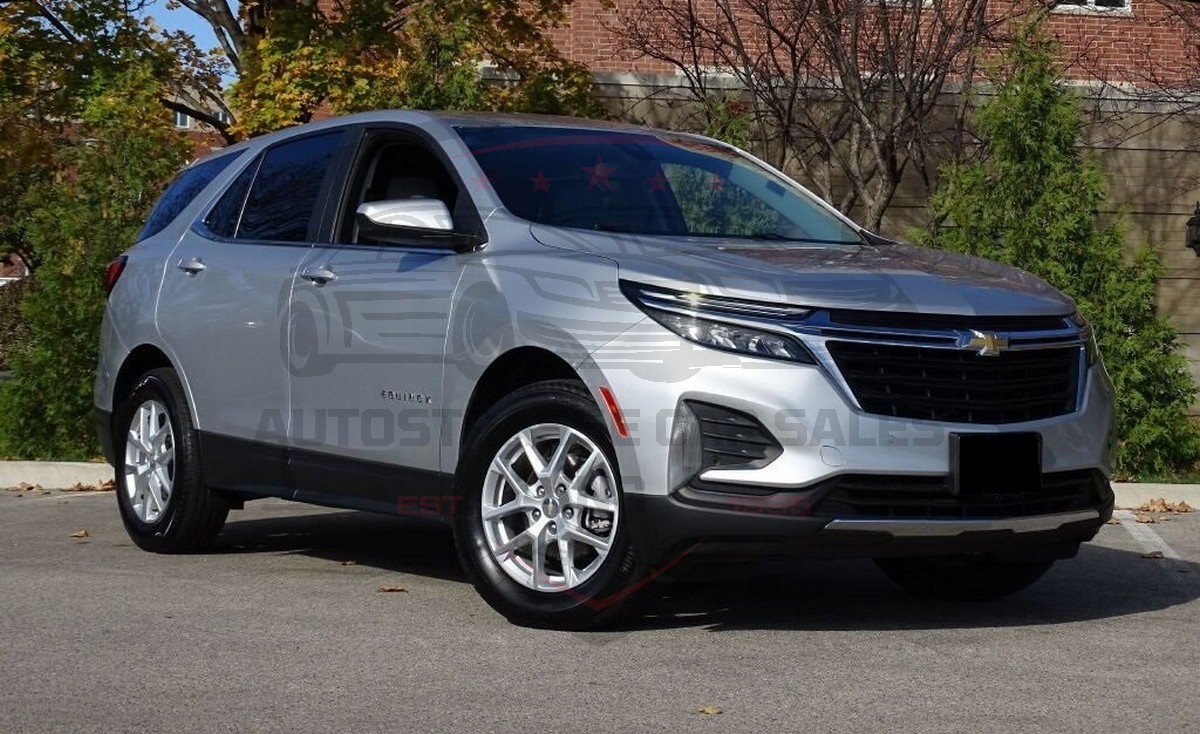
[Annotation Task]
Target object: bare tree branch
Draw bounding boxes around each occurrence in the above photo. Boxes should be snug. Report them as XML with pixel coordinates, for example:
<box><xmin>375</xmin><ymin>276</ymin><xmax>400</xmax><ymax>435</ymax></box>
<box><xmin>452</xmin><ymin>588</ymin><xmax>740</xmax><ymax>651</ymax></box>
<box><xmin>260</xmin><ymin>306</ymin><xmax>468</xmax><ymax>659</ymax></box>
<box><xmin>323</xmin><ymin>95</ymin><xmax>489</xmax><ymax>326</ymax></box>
<box><xmin>175</xmin><ymin>0</ymin><xmax>244</xmax><ymax>73</ymax></box>
<box><xmin>617</xmin><ymin>0</ymin><xmax>1051</xmax><ymax>231</ymax></box>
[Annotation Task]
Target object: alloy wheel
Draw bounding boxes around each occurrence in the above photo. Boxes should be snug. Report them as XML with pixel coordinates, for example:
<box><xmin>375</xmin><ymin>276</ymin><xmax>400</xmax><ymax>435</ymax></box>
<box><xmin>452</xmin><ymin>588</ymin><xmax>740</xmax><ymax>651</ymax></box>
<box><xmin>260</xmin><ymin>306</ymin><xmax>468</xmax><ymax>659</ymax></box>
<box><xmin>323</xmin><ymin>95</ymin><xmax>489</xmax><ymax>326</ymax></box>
<box><xmin>481</xmin><ymin>423</ymin><xmax>619</xmax><ymax>592</ymax></box>
<box><xmin>123</xmin><ymin>399</ymin><xmax>175</xmax><ymax>524</ymax></box>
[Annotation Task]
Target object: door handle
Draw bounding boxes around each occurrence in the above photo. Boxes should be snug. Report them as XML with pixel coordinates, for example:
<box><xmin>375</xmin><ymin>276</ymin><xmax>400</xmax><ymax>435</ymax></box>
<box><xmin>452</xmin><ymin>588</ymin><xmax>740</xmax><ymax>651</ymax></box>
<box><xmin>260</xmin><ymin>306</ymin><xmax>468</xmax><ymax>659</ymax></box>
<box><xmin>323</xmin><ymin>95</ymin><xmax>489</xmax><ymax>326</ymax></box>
<box><xmin>300</xmin><ymin>265</ymin><xmax>338</xmax><ymax>285</ymax></box>
<box><xmin>176</xmin><ymin>257</ymin><xmax>206</xmax><ymax>275</ymax></box>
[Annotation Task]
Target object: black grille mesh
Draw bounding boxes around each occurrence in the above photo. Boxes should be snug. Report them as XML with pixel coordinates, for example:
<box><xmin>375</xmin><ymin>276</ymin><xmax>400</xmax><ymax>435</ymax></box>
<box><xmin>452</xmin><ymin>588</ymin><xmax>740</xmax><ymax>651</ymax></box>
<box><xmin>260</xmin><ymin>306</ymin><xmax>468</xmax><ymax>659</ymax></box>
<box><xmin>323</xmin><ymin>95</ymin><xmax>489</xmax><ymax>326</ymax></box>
<box><xmin>827</xmin><ymin>341</ymin><xmax>1080</xmax><ymax>424</ymax></box>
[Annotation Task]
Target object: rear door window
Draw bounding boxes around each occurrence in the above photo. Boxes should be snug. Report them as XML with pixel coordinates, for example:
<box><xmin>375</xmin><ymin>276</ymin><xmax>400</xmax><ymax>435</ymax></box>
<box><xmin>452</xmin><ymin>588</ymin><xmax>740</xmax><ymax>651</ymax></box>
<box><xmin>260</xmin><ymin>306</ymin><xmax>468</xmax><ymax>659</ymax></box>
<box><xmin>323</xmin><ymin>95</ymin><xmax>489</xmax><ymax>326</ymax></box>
<box><xmin>138</xmin><ymin>153</ymin><xmax>238</xmax><ymax>241</ymax></box>
<box><xmin>237</xmin><ymin>130</ymin><xmax>347</xmax><ymax>242</ymax></box>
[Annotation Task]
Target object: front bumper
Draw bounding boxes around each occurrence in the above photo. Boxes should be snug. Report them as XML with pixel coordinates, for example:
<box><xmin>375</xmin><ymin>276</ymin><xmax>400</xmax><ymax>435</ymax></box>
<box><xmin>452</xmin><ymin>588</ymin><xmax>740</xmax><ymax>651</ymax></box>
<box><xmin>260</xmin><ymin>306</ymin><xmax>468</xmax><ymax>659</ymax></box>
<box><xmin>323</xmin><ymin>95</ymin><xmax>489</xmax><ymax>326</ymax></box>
<box><xmin>625</xmin><ymin>470</ymin><xmax>1113</xmax><ymax>563</ymax></box>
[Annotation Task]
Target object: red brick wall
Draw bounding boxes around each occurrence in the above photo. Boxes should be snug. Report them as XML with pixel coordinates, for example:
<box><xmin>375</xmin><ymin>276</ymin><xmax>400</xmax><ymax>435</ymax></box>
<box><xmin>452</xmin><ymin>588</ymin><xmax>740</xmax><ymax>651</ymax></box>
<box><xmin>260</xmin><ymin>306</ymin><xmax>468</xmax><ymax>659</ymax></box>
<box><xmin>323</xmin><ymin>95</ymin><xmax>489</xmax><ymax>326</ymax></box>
<box><xmin>1047</xmin><ymin>4</ymin><xmax>1191</xmax><ymax>86</ymax></box>
<box><xmin>294</xmin><ymin>1</ymin><xmax>1200</xmax><ymax>89</ymax></box>
<box><xmin>549</xmin><ymin>0</ymin><xmax>1193</xmax><ymax>87</ymax></box>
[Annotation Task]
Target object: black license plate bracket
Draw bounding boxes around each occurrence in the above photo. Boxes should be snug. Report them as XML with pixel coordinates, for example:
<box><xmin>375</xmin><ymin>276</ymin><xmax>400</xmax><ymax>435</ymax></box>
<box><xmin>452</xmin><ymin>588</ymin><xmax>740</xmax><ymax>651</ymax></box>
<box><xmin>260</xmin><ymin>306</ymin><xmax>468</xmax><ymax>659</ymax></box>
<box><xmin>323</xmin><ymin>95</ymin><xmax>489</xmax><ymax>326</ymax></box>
<box><xmin>951</xmin><ymin>432</ymin><xmax>1041</xmax><ymax>495</ymax></box>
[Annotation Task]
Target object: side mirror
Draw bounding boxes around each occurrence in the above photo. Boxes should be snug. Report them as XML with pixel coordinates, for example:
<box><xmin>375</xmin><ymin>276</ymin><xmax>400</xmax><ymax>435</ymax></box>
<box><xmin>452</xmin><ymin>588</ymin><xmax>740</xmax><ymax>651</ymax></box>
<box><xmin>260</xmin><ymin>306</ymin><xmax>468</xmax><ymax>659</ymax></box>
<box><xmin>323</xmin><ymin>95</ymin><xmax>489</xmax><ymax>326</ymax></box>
<box><xmin>354</xmin><ymin>198</ymin><xmax>482</xmax><ymax>252</ymax></box>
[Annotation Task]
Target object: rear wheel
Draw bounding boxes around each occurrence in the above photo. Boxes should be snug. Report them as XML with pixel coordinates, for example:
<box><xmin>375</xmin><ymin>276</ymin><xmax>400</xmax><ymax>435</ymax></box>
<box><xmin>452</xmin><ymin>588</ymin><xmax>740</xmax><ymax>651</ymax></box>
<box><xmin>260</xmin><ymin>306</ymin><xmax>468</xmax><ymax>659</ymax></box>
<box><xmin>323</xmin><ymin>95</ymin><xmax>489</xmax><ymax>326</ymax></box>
<box><xmin>114</xmin><ymin>367</ymin><xmax>228</xmax><ymax>553</ymax></box>
<box><xmin>454</xmin><ymin>380</ymin><xmax>646</xmax><ymax>629</ymax></box>
<box><xmin>875</xmin><ymin>555</ymin><xmax>1054</xmax><ymax>601</ymax></box>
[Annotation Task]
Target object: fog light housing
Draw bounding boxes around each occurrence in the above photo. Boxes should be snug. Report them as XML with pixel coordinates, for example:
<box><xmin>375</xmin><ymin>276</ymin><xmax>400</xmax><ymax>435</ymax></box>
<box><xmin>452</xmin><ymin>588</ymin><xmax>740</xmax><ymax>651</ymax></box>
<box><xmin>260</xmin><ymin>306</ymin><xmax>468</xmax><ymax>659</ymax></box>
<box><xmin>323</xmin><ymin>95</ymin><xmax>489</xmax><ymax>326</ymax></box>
<box><xmin>668</xmin><ymin>401</ymin><xmax>704</xmax><ymax>490</ymax></box>
<box><xmin>668</xmin><ymin>400</ymin><xmax>783</xmax><ymax>490</ymax></box>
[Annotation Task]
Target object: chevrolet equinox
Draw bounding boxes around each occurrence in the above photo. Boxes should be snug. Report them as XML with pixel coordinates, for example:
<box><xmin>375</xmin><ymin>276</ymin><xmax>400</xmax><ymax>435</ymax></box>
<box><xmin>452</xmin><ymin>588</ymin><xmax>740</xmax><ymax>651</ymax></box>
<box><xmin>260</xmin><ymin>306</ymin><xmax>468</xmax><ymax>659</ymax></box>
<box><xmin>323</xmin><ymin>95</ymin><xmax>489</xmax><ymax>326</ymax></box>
<box><xmin>95</xmin><ymin>111</ymin><xmax>1115</xmax><ymax>628</ymax></box>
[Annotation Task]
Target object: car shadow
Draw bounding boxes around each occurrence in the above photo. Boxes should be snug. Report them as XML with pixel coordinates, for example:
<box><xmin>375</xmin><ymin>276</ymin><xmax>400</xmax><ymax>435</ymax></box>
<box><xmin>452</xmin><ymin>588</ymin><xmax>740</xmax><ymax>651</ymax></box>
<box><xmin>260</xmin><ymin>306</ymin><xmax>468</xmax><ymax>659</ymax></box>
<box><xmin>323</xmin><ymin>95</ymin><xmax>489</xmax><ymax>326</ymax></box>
<box><xmin>217</xmin><ymin>509</ymin><xmax>466</xmax><ymax>584</ymax></box>
<box><xmin>216</xmin><ymin>508</ymin><xmax>1200</xmax><ymax>632</ymax></box>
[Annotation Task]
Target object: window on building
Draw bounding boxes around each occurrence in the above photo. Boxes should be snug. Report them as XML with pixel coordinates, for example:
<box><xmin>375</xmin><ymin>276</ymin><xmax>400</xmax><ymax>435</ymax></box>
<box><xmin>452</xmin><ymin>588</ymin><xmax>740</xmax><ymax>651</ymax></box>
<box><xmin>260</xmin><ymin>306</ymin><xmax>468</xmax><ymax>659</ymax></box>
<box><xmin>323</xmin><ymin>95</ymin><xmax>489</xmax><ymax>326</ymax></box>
<box><xmin>173</xmin><ymin>110</ymin><xmax>191</xmax><ymax>128</ymax></box>
<box><xmin>214</xmin><ymin>109</ymin><xmax>232</xmax><ymax>125</ymax></box>
<box><xmin>1055</xmin><ymin>0</ymin><xmax>1130</xmax><ymax>10</ymax></box>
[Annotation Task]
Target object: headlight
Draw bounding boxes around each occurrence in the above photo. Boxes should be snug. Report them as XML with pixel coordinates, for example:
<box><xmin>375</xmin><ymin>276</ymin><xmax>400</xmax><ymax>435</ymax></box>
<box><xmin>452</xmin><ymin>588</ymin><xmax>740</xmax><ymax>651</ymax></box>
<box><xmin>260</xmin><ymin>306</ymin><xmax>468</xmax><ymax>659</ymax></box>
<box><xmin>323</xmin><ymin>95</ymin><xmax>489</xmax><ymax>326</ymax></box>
<box><xmin>620</xmin><ymin>280</ymin><xmax>815</xmax><ymax>364</ymax></box>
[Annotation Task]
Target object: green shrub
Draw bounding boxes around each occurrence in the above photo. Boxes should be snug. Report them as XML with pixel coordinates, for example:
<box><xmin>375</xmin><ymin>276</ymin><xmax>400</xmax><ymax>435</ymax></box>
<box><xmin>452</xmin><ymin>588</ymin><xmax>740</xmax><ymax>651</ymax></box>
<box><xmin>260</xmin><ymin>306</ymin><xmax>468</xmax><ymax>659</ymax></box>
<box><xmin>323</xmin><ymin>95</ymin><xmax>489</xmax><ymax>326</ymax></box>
<box><xmin>0</xmin><ymin>68</ymin><xmax>188</xmax><ymax>459</ymax></box>
<box><xmin>917</xmin><ymin>18</ymin><xmax>1200</xmax><ymax>478</ymax></box>
<box><xmin>0</xmin><ymin>276</ymin><xmax>31</xmax><ymax>371</ymax></box>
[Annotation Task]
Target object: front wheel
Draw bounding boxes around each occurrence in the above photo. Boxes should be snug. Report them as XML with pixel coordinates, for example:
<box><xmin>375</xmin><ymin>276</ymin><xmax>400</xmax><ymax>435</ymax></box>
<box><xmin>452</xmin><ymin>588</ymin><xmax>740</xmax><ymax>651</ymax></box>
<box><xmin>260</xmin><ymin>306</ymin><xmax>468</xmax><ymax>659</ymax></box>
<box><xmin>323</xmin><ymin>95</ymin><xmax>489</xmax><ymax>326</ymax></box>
<box><xmin>453</xmin><ymin>380</ymin><xmax>645</xmax><ymax>629</ymax></box>
<box><xmin>875</xmin><ymin>555</ymin><xmax>1054</xmax><ymax>601</ymax></box>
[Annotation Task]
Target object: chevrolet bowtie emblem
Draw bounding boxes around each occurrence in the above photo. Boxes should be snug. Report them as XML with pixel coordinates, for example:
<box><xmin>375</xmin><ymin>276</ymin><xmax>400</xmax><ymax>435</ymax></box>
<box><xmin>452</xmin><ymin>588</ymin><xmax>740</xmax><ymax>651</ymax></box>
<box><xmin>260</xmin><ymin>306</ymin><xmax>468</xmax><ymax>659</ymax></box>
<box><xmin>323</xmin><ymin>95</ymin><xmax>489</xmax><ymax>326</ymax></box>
<box><xmin>964</xmin><ymin>330</ymin><xmax>1009</xmax><ymax>356</ymax></box>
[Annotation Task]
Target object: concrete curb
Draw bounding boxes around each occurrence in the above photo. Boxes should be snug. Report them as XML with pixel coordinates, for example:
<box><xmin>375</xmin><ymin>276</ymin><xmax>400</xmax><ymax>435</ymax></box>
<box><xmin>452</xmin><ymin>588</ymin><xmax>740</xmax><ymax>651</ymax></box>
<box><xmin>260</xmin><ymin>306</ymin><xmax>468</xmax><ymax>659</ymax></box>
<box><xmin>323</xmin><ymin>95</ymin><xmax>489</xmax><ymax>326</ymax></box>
<box><xmin>1112</xmin><ymin>483</ymin><xmax>1200</xmax><ymax>509</ymax></box>
<box><xmin>1</xmin><ymin>461</ymin><xmax>1198</xmax><ymax>508</ymax></box>
<box><xmin>0</xmin><ymin>461</ymin><xmax>112</xmax><ymax>490</ymax></box>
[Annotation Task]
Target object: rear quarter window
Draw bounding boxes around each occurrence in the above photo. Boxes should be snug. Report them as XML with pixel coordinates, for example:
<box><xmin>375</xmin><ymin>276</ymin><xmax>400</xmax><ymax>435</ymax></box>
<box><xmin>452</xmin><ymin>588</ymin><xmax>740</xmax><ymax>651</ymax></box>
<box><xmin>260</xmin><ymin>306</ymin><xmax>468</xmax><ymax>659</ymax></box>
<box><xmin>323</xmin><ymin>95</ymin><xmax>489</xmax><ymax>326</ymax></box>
<box><xmin>138</xmin><ymin>153</ymin><xmax>238</xmax><ymax>241</ymax></box>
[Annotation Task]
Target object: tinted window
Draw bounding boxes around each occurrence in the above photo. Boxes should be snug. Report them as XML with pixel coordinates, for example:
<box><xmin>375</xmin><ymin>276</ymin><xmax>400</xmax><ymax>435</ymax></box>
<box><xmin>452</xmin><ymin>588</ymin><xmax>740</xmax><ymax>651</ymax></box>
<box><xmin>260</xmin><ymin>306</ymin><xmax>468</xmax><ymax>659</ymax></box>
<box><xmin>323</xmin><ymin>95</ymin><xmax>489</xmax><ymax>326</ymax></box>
<box><xmin>238</xmin><ymin>131</ymin><xmax>346</xmax><ymax>242</ymax></box>
<box><xmin>138</xmin><ymin>153</ymin><xmax>236</xmax><ymax>240</ymax></box>
<box><xmin>456</xmin><ymin>126</ymin><xmax>859</xmax><ymax>244</ymax></box>
<box><xmin>204</xmin><ymin>157</ymin><xmax>259</xmax><ymax>238</ymax></box>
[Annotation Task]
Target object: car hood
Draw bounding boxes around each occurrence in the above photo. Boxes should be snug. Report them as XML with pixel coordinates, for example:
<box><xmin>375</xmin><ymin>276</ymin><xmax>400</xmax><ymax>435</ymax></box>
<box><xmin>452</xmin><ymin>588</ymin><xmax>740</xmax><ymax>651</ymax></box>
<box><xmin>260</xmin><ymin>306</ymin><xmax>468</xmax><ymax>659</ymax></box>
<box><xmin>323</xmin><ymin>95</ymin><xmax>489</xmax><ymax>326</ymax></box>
<box><xmin>529</xmin><ymin>226</ymin><xmax>1075</xmax><ymax>316</ymax></box>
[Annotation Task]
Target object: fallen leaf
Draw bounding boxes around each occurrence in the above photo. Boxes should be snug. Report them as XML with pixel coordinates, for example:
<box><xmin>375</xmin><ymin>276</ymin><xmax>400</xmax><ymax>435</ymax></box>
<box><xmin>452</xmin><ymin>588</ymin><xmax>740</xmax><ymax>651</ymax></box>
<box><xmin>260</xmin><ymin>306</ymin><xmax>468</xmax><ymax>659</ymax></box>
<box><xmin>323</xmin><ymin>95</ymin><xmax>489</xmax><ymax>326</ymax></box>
<box><xmin>62</xmin><ymin>479</ymin><xmax>115</xmax><ymax>493</ymax></box>
<box><xmin>377</xmin><ymin>585</ymin><xmax>407</xmax><ymax>593</ymax></box>
<box><xmin>1105</xmin><ymin>518</ymin><xmax>1121</xmax><ymax>525</ymax></box>
<box><xmin>1135</xmin><ymin>514</ymin><xmax>1156</xmax><ymax>524</ymax></box>
<box><xmin>1135</xmin><ymin>498</ymin><xmax>1194</xmax><ymax>514</ymax></box>
<box><xmin>697</xmin><ymin>706</ymin><xmax>723</xmax><ymax>716</ymax></box>
<box><xmin>340</xmin><ymin>560</ymin><xmax>357</xmax><ymax>566</ymax></box>
<box><xmin>1141</xmin><ymin>550</ymin><xmax>1164</xmax><ymax>559</ymax></box>
<box><xmin>68</xmin><ymin>529</ymin><xmax>90</xmax><ymax>538</ymax></box>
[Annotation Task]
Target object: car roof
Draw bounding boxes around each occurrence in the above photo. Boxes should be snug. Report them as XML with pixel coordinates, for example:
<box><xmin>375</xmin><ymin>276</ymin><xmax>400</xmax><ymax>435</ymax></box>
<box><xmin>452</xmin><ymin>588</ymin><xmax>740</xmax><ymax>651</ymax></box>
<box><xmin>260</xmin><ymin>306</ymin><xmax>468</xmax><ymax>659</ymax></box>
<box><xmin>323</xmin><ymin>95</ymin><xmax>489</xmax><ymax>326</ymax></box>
<box><xmin>193</xmin><ymin>110</ymin><xmax>712</xmax><ymax>167</ymax></box>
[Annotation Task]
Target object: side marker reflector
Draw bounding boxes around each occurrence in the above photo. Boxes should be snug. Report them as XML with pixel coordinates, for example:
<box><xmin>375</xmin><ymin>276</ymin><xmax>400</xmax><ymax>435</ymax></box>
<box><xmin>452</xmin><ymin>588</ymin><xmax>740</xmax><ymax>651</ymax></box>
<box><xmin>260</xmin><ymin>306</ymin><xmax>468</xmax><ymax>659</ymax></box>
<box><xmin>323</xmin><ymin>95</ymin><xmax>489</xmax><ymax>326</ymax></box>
<box><xmin>598</xmin><ymin>386</ymin><xmax>629</xmax><ymax>439</ymax></box>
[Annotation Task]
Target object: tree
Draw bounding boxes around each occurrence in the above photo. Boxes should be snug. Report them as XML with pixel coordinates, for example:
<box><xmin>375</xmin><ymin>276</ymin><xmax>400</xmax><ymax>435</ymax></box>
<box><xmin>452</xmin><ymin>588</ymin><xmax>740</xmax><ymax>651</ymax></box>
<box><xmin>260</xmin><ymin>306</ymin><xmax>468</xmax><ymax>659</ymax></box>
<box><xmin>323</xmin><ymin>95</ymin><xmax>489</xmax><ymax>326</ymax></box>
<box><xmin>0</xmin><ymin>64</ymin><xmax>190</xmax><ymax>459</ymax></box>
<box><xmin>919</xmin><ymin>19</ymin><xmax>1200</xmax><ymax>478</ymax></box>
<box><xmin>179</xmin><ymin>0</ymin><xmax>600</xmax><ymax>137</ymax></box>
<box><xmin>0</xmin><ymin>2</ymin><xmax>233</xmax><ymax>145</ymax></box>
<box><xmin>0</xmin><ymin>1</ymin><xmax>225</xmax><ymax>274</ymax></box>
<box><xmin>618</xmin><ymin>0</ymin><xmax>1054</xmax><ymax>231</ymax></box>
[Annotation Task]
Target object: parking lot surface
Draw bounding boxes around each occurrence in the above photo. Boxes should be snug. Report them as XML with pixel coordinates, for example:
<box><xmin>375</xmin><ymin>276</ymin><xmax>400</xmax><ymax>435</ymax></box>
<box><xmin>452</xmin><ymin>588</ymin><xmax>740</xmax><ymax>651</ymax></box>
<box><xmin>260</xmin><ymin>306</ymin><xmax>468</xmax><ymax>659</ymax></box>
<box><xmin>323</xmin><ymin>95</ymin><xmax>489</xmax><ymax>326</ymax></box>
<box><xmin>2</xmin><ymin>490</ymin><xmax>1198</xmax><ymax>733</ymax></box>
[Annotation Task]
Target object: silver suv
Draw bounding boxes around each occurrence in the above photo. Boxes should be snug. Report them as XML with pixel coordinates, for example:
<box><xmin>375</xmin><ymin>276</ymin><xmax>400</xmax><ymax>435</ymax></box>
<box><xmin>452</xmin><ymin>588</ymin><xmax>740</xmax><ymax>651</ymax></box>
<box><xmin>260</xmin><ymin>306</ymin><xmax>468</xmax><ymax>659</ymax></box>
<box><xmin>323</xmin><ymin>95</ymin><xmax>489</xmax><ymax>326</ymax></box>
<box><xmin>96</xmin><ymin>111</ymin><xmax>1115</xmax><ymax>628</ymax></box>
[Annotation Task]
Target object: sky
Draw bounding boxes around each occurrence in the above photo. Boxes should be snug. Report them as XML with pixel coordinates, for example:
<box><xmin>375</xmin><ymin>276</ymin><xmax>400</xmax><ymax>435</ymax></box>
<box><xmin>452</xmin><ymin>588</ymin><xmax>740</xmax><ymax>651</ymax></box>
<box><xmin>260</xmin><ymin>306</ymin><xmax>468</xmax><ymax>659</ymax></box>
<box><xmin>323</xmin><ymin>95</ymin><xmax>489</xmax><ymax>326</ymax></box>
<box><xmin>143</xmin><ymin>1</ymin><xmax>228</xmax><ymax>55</ymax></box>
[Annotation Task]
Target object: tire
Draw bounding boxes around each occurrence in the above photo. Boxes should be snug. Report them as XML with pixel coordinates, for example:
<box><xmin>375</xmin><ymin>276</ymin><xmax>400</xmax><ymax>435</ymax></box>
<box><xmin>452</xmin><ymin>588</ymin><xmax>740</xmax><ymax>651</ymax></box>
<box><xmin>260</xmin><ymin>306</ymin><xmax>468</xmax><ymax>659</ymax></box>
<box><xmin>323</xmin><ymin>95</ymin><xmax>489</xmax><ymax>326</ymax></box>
<box><xmin>875</xmin><ymin>555</ymin><xmax>1054</xmax><ymax>601</ymax></box>
<box><xmin>453</xmin><ymin>380</ymin><xmax>646</xmax><ymax>629</ymax></box>
<box><xmin>114</xmin><ymin>367</ymin><xmax>228</xmax><ymax>553</ymax></box>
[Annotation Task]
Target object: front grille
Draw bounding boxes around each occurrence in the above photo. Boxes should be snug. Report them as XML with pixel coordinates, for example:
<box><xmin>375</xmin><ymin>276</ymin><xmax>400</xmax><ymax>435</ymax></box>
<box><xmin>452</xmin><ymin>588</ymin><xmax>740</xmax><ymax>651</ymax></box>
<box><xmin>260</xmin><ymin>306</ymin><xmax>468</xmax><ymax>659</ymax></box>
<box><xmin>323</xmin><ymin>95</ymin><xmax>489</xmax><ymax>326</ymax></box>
<box><xmin>827</xmin><ymin>341</ymin><xmax>1080</xmax><ymax>424</ymax></box>
<box><xmin>812</xmin><ymin>470</ymin><xmax>1105</xmax><ymax>519</ymax></box>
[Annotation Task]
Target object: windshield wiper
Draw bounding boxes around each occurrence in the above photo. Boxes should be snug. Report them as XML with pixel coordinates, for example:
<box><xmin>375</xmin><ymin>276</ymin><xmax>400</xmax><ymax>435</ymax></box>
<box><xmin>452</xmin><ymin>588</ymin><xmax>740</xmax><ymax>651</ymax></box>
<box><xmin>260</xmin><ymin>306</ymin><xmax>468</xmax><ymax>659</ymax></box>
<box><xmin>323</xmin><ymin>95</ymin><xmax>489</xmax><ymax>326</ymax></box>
<box><xmin>744</xmin><ymin>232</ymin><xmax>862</xmax><ymax>245</ymax></box>
<box><xmin>747</xmin><ymin>231</ymin><xmax>803</xmax><ymax>241</ymax></box>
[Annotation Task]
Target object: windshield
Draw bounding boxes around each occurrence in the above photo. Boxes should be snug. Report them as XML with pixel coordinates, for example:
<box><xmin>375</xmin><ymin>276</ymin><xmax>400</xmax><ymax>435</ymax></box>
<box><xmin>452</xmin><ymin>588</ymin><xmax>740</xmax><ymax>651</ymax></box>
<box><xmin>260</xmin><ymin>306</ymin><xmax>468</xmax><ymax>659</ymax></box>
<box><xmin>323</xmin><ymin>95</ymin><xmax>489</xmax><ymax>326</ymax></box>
<box><xmin>455</xmin><ymin>126</ymin><xmax>861</xmax><ymax>244</ymax></box>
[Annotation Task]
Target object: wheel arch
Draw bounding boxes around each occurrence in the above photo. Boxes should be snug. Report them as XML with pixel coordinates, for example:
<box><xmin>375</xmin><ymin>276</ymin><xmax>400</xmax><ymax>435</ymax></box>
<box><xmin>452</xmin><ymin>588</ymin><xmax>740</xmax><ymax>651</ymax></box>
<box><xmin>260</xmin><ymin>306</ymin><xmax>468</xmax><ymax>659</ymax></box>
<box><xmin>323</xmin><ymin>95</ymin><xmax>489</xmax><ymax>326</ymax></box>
<box><xmin>112</xmin><ymin>344</ymin><xmax>176</xmax><ymax>411</ymax></box>
<box><xmin>458</xmin><ymin>346</ymin><xmax>583</xmax><ymax>453</ymax></box>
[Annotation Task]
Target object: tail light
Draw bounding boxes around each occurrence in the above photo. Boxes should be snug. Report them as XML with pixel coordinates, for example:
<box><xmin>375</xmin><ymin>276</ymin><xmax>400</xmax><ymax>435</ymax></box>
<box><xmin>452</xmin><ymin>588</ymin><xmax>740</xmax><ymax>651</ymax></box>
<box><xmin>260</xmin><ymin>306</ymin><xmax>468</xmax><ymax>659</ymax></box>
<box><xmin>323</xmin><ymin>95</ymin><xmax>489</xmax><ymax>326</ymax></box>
<box><xmin>104</xmin><ymin>256</ymin><xmax>128</xmax><ymax>296</ymax></box>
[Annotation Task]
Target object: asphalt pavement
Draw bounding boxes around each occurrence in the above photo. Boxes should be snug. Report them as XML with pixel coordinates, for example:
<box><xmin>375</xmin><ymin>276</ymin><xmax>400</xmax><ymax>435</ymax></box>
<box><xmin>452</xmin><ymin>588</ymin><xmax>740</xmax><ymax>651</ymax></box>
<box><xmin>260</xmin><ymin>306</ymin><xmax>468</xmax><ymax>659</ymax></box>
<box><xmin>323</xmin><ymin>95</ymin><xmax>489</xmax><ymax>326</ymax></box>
<box><xmin>2</xmin><ymin>489</ymin><xmax>1198</xmax><ymax>733</ymax></box>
